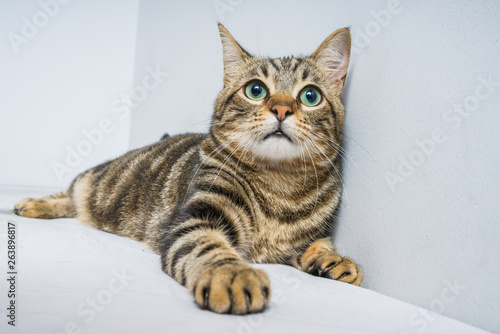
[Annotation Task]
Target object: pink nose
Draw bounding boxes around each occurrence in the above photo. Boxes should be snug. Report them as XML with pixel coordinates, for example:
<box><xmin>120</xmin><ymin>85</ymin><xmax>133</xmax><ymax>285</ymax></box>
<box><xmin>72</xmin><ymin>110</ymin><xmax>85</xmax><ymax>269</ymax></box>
<box><xmin>270</xmin><ymin>103</ymin><xmax>294</xmax><ymax>121</ymax></box>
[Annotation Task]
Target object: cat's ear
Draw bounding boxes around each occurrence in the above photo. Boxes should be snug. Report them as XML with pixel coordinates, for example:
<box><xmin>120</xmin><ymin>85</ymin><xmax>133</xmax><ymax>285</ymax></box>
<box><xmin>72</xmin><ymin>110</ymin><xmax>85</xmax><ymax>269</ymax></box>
<box><xmin>218</xmin><ymin>24</ymin><xmax>251</xmax><ymax>84</ymax></box>
<box><xmin>311</xmin><ymin>28</ymin><xmax>351</xmax><ymax>87</ymax></box>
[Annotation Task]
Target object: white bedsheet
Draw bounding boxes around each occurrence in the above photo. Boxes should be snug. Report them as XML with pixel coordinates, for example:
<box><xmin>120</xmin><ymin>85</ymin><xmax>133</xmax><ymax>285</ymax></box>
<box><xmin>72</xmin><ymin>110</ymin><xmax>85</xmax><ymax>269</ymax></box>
<box><xmin>0</xmin><ymin>186</ymin><xmax>488</xmax><ymax>334</ymax></box>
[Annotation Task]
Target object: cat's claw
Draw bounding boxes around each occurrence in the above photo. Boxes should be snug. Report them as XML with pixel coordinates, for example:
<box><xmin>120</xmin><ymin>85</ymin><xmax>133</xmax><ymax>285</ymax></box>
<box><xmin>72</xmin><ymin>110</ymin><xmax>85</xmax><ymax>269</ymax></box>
<box><xmin>13</xmin><ymin>198</ymin><xmax>46</xmax><ymax>218</ymax></box>
<box><xmin>192</xmin><ymin>263</ymin><xmax>270</xmax><ymax>314</ymax></box>
<box><xmin>306</xmin><ymin>255</ymin><xmax>363</xmax><ymax>286</ymax></box>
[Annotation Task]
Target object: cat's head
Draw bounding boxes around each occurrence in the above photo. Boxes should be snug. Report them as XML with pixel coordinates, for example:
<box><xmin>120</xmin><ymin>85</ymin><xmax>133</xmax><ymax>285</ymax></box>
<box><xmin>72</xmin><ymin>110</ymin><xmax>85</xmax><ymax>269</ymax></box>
<box><xmin>212</xmin><ymin>24</ymin><xmax>350</xmax><ymax>168</ymax></box>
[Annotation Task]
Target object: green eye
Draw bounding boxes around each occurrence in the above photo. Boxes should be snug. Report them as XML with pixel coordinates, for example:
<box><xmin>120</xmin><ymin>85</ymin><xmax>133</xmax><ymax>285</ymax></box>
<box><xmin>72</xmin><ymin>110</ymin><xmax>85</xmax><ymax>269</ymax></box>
<box><xmin>299</xmin><ymin>87</ymin><xmax>322</xmax><ymax>107</ymax></box>
<box><xmin>245</xmin><ymin>81</ymin><xmax>267</xmax><ymax>101</ymax></box>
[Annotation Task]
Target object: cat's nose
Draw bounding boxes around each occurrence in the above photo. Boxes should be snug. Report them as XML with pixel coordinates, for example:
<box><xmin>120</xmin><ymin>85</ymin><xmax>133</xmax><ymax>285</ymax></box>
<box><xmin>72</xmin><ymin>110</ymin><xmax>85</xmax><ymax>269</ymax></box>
<box><xmin>270</xmin><ymin>103</ymin><xmax>294</xmax><ymax>122</ymax></box>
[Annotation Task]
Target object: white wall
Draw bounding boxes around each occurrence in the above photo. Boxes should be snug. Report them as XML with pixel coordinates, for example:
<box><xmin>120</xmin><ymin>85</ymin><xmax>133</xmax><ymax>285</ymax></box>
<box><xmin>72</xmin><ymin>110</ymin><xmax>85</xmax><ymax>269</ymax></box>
<box><xmin>335</xmin><ymin>2</ymin><xmax>500</xmax><ymax>332</ymax></box>
<box><xmin>130</xmin><ymin>0</ymin><xmax>500</xmax><ymax>332</ymax></box>
<box><xmin>128</xmin><ymin>0</ymin><xmax>223</xmax><ymax>148</ymax></box>
<box><xmin>0</xmin><ymin>0</ymin><xmax>139</xmax><ymax>188</ymax></box>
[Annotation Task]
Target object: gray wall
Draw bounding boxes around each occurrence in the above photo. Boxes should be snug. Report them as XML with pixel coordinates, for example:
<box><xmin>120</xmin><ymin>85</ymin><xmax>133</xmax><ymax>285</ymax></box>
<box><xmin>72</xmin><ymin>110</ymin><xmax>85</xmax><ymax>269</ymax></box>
<box><xmin>0</xmin><ymin>0</ymin><xmax>139</xmax><ymax>187</ymax></box>
<box><xmin>130</xmin><ymin>1</ymin><xmax>500</xmax><ymax>332</ymax></box>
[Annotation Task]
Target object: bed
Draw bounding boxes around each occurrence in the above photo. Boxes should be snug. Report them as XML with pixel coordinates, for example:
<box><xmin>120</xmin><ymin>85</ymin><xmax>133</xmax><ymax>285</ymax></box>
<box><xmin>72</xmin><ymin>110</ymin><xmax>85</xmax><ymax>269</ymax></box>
<box><xmin>0</xmin><ymin>186</ymin><xmax>487</xmax><ymax>334</ymax></box>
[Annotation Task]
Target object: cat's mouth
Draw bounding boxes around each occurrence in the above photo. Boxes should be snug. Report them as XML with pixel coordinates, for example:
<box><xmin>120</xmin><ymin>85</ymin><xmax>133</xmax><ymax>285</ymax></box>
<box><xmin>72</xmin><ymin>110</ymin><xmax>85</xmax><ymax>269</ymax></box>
<box><xmin>263</xmin><ymin>129</ymin><xmax>292</xmax><ymax>142</ymax></box>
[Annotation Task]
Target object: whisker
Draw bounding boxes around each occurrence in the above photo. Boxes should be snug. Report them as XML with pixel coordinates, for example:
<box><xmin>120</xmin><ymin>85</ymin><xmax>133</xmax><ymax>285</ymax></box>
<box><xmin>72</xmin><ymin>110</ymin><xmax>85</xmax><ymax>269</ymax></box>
<box><xmin>178</xmin><ymin>118</ymin><xmax>212</xmax><ymax>133</ymax></box>
<box><xmin>309</xmin><ymin>131</ymin><xmax>358</xmax><ymax>169</ymax></box>
<box><xmin>233</xmin><ymin>132</ymin><xmax>258</xmax><ymax>192</ymax></box>
<box><xmin>342</xmin><ymin>132</ymin><xmax>376</xmax><ymax>162</ymax></box>
<box><xmin>304</xmin><ymin>135</ymin><xmax>349</xmax><ymax>203</ymax></box>
<box><xmin>298</xmin><ymin>142</ymin><xmax>308</xmax><ymax>195</ymax></box>
<box><xmin>302</xmin><ymin>142</ymin><xmax>319</xmax><ymax>218</ymax></box>
<box><xmin>182</xmin><ymin>129</ymin><xmax>251</xmax><ymax>204</ymax></box>
<box><xmin>178</xmin><ymin>118</ymin><xmax>251</xmax><ymax>134</ymax></box>
<box><xmin>206</xmin><ymin>131</ymin><xmax>254</xmax><ymax>192</ymax></box>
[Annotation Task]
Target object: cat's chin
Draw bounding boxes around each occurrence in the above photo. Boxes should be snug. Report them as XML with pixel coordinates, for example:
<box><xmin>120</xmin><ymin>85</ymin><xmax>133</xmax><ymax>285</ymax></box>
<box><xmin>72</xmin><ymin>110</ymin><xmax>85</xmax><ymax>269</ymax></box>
<box><xmin>249</xmin><ymin>137</ymin><xmax>302</xmax><ymax>163</ymax></box>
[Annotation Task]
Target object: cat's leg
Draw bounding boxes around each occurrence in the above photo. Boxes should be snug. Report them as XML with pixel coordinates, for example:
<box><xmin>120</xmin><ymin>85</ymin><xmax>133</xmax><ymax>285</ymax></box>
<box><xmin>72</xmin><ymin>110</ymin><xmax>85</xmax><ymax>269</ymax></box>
<box><xmin>13</xmin><ymin>190</ymin><xmax>75</xmax><ymax>219</ymax></box>
<box><xmin>291</xmin><ymin>238</ymin><xmax>363</xmax><ymax>286</ymax></box>
<box><xmin>161</xmin><ymin>221</ymin><xmax>270</xmax><ymax>314</ymax></box>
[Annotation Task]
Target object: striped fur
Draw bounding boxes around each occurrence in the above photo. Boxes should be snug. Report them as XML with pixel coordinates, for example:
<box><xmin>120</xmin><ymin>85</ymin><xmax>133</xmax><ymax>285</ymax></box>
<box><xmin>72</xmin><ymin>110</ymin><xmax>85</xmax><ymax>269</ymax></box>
<box><xmin>14</xmin><ymin>25</ymin><xmax>362</xmax><ymax>314</ymax></box>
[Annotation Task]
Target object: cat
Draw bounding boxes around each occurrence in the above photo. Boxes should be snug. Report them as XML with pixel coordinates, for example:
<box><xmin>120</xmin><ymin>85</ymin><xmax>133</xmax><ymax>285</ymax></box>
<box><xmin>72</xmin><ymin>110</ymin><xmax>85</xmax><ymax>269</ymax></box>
<box><xmin>13</xmin><ymin>24</ymin><xmax>362</xmax><ymax>315</ymax></box>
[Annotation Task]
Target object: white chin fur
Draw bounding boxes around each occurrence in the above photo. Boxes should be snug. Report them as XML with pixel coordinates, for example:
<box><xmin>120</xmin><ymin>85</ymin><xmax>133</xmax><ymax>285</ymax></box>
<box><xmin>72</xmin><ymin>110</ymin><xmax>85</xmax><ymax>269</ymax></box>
<box><xmin>249</xmin><ymin>137</ymin><xmax>302</xmax><ymax>162</ymax></box>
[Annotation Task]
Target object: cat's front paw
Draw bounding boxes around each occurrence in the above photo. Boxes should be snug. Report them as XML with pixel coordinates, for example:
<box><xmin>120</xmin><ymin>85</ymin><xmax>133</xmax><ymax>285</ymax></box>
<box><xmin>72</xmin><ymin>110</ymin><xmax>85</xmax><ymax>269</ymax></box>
<box><xmin>13</xmin><ymin>198</ymin><xmax>48</xmax><ymax>218</ymax></box>
<box><xmin>192</xmin><ymin>263</ymin><xmax>270</xmax><ymax>314</ymax></box>
<box><xmin>303</xmin><ymin>253</ymin><xmax>363</xmax><ymax>286</ymax></box>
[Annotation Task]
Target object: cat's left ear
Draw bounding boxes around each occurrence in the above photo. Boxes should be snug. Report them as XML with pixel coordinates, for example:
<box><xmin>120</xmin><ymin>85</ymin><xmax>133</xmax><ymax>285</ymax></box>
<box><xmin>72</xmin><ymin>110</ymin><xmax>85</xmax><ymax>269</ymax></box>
<box><xmin>218</xmin><ymin>24</ymin><xmax>251</xmax><ymax>85</ymax></box>
<box><xmin>311</xmin><ymin>28</ymin><xmax>351</xmax><ymax>87</ymax></box>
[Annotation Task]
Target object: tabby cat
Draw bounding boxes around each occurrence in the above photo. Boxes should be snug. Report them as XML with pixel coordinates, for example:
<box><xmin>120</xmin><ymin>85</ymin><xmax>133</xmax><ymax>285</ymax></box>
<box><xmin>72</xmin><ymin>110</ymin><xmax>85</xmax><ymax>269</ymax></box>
<box><xmin>14</xmin><ymin>25</ymin><xmax>362</xmax><ymax>314</ymax></box>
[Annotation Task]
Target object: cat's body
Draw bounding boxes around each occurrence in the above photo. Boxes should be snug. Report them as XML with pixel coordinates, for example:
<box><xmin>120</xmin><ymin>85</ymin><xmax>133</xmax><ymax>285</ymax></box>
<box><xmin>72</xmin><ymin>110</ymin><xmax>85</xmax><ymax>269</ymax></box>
<box><xmin>14</xmin><ymin>25</ymin><xmax>362</xmax><ymax>314</ymax></box>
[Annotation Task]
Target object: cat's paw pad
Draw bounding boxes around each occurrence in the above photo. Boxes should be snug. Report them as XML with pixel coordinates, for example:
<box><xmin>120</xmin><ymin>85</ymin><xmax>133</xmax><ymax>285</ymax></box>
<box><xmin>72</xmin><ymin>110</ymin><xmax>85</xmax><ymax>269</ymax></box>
<box><xmin>193</xmin><ymin>263</ymin><xmax>270</xmax><ymax>314</ymax></box>
<box><xmin>306</xmin><ymin>254</ymin><xmax>363</xmax><ymax>286</ymax></box>
<box><xmin>13</xmin><ymin>198</ymin><xmax>49</xmax><ymax>218</ymax></box>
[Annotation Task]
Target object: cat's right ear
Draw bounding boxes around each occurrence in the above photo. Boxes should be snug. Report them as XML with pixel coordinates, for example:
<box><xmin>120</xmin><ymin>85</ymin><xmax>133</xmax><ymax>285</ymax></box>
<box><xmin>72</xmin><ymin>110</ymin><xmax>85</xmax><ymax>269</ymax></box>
<box><xmin>311</xmin><ymin>28</ymin><xmax>351</xmax><ymax>88</ymax></box>
<box><xmin>218</xmin><ymin>24</ymin><xmax>250</xmax><ymax>85</ymax></box>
